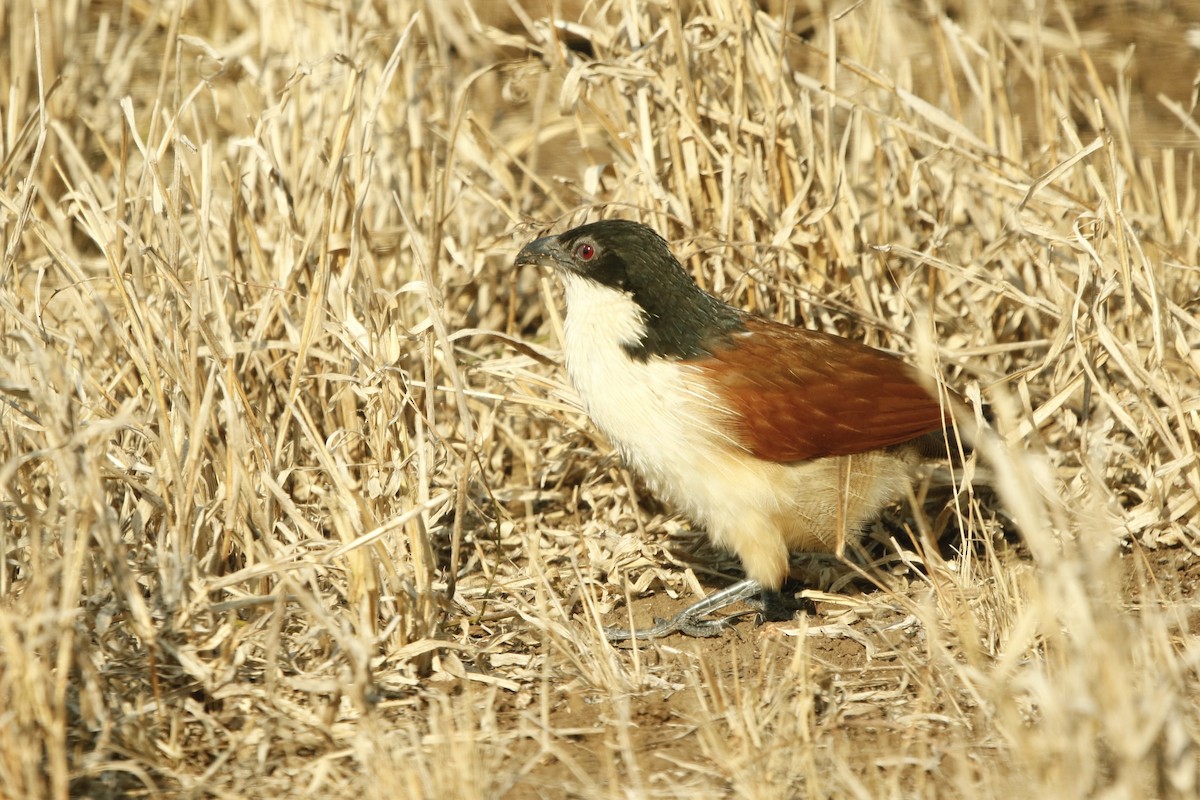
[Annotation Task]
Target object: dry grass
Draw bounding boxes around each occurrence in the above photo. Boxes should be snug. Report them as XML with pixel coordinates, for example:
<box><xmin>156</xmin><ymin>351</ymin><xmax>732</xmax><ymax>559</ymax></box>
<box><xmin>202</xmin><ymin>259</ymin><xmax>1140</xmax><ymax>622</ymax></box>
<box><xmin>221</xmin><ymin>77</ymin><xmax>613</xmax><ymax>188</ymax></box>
<box><xmin>2</xmin><ymin>0</ymin><xmax>1199</xmax><ymax>797</ymax></box>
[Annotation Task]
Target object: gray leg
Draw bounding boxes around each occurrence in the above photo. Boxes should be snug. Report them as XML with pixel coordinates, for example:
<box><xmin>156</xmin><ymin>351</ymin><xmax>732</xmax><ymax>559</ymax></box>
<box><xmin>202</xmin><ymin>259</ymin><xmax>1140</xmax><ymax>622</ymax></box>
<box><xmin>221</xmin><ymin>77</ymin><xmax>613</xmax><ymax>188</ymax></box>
<box><xmin>604</xmin><ymin>579</ymin><xmax>765</xmax><ymax>641</ymax></box>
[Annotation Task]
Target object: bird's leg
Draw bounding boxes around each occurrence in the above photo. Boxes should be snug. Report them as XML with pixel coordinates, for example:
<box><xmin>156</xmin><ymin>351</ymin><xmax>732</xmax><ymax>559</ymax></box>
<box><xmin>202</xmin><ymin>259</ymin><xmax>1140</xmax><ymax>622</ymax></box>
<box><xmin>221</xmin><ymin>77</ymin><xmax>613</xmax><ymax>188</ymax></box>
<box><xmin>835</xmin><ymin>454</ymin><xmax>851</xmax><ymax>559</ymax></box>
<box><xmin>604</xmin><ymin>579</ymin><xmax>765</xmax><ymax>641</ymax></box>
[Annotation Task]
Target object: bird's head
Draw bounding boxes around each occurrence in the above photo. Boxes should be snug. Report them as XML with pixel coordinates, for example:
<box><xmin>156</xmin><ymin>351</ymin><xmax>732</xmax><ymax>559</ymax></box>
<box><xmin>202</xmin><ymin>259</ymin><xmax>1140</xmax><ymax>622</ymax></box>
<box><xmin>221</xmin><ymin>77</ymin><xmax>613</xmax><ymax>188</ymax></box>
<box><xmin>516</xmin><ymin>220</ymin><xmax>744</xmax><ymax>359</ymax></box>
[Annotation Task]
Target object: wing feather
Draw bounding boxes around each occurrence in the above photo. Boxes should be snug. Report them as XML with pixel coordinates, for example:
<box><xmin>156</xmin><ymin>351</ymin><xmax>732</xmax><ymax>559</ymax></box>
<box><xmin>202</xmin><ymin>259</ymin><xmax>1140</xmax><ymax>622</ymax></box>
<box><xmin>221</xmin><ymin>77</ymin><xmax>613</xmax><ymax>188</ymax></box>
<box><xmin>694</xmin><ymin>318</ymin><xmax>950</xmax><ymax>463</ymax></box>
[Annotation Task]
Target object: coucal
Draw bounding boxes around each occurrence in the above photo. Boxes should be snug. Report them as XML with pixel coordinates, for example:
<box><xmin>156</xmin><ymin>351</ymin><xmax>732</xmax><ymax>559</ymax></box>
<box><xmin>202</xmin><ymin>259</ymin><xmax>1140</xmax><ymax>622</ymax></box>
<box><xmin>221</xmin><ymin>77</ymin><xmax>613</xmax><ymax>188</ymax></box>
<box><xmin>516</xmin><ymin>219</ymin><xmax>956</xmax><ymax>640</ymax></box>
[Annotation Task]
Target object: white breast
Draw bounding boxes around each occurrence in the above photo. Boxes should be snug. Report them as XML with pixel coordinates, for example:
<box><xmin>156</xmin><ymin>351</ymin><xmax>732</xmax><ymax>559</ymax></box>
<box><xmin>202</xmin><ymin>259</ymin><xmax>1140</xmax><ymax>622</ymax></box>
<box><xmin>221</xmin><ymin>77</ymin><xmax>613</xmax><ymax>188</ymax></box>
<box><xmin>559</xmin><ymin>272</ymin><xmax>716</xmax><ymax>471</ymax></box>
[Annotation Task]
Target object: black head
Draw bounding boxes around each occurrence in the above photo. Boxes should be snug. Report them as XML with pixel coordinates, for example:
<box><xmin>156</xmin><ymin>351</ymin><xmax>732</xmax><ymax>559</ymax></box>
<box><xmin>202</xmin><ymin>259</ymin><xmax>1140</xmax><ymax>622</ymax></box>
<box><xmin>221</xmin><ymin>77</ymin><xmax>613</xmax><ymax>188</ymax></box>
<box><xmin>515</xmin><ymin>220</ymin><xmax>744</xmax><ymax>359</ymax></box>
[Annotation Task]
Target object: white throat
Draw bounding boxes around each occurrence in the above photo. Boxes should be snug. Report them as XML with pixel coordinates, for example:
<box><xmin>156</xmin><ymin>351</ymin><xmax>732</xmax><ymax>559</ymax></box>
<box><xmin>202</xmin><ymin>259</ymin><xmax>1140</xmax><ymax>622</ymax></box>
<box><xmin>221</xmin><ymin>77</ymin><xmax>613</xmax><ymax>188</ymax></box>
<box><xmin>560</xmin><ymin>272</ymin><xmax>648</xmax><ymax>352</ymax></box>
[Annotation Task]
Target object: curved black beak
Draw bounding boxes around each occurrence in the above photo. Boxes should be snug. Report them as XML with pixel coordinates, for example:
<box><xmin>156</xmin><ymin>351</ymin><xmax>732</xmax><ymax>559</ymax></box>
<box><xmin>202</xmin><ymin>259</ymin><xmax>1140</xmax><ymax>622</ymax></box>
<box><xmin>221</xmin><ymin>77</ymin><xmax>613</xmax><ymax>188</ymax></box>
<box><xmin>515</xmin><ymin>233</ymin><xmax>569</xmax><ymax>271</ymax></box>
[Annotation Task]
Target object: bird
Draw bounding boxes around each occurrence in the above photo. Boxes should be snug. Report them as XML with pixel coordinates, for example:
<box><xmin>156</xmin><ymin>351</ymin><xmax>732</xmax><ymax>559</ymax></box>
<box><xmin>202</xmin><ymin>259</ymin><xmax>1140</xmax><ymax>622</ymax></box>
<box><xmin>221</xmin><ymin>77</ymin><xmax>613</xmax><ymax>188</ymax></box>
<box><xmin>515</xmin><ymin>219</ymin><xmax>956</xmax><ymax>641</ymax></box>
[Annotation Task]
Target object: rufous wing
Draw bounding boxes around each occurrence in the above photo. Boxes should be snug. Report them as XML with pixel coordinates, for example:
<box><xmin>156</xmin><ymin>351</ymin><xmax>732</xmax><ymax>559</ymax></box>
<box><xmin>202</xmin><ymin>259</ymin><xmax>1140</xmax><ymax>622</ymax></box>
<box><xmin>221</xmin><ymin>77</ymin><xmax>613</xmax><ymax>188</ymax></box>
<box><xmin>694</xmin><ymin>318</ymin><xmax>951</xmax><ymax>463</ymax></box>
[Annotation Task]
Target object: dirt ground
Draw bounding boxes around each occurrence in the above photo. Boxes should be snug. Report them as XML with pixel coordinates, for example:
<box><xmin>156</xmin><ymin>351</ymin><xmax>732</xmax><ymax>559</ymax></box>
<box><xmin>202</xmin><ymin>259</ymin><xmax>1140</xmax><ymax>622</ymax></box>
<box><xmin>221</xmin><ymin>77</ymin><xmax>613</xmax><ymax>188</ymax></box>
<box><xmin>437</xmin><ymin>537</ymin><xmax>1200</xmax><ymax>798</ymax></box>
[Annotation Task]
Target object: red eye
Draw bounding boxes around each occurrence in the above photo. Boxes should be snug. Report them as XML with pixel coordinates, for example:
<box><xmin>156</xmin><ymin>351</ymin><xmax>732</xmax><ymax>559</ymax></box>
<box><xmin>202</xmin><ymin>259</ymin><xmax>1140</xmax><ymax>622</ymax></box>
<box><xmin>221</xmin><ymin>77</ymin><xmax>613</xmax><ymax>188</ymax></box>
<box><xmin>575</xmin><ymin>243</ymin><xmax>595</xmax><ymax>261</ymax></box>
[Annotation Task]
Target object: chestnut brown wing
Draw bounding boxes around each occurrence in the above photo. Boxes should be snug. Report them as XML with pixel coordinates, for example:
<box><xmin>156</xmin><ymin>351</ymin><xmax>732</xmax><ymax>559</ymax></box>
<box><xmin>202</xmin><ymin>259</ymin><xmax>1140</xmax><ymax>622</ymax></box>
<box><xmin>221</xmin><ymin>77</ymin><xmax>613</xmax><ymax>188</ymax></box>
<box><xmin>694</xmin><ymin>318</ymin><xmax>950</xmax><ymax>463</ymax></box>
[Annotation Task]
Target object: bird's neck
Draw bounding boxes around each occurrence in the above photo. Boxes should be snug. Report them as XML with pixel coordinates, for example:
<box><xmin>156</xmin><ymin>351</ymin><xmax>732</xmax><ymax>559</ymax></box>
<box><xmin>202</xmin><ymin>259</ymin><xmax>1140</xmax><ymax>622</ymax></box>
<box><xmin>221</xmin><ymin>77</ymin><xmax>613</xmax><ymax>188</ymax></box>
<box><xmin>563</xmin><ymin>271</ymin><xmax>743</xmax><ymax>362</ymax></box>
<box><xmin>629</xmin><ymin>284</ymin><xmax>744</xmax><ymax>361</ymax></box>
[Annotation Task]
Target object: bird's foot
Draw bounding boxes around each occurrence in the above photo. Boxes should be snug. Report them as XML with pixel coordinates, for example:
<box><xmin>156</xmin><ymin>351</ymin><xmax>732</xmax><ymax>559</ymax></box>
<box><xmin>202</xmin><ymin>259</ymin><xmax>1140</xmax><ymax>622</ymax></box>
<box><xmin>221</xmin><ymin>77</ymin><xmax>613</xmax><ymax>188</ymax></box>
<box><xmin>603</xmin><ymin>609</ymin><xmax>755</xmax><ymax>641</ymax></box>
<box><xmin>744</xmin><ymin>587</ymin><xmax>809</xmax><ymax>622</ymax></box>
<box><xmin>603</xmin><ymin>579</ymin><xmax>766</xmax><ymax>642</ymax></box>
